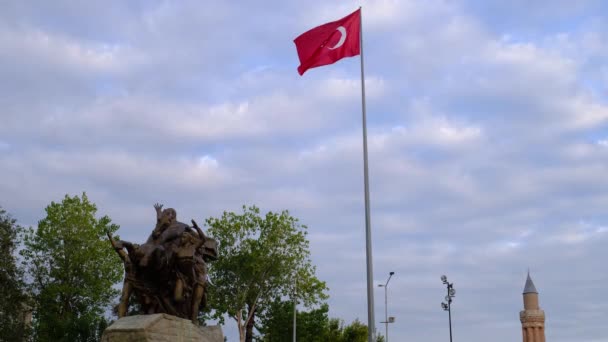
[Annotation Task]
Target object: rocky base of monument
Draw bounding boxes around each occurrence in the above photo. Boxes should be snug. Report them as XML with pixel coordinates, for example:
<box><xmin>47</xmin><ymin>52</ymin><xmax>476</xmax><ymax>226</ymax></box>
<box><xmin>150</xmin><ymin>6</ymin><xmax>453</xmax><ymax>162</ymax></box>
<box><xmin>101</xmin><ymin>314</ymin><xmax>224</xmax><ymax>342</ymax></box>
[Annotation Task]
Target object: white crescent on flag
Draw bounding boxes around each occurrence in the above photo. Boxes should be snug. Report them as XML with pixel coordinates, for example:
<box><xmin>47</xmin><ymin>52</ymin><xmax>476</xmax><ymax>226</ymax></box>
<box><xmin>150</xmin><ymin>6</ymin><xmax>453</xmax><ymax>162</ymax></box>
<box><xmin>328</xmin><ymin>26</ymin><xmax>347</xmax><ymax>50</ymax></box>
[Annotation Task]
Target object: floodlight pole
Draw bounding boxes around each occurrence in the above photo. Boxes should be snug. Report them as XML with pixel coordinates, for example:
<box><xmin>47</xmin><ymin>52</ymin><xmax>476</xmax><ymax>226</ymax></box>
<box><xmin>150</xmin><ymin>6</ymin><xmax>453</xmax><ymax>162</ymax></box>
<box><xmin>440</xmin><ymin>276</ymin><xmax>455</xmax><ymax>342</ymax></box>
<box><xmin>447</xmin><ymin>286</ymin><xmax>452</xmax><ymax>342</ymax></box>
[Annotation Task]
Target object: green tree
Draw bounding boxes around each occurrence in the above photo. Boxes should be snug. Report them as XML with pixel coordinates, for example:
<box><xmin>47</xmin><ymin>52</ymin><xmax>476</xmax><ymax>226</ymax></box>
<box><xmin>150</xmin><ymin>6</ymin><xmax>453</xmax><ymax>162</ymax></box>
<box><xmin>256</xmin><ymin>301</ymin><xmax>330</xmax><ymax>342</ymax></box>
<box><xmin>298</xmin><ymin>303</ymin><xmax>331</xmax><ymax>340</ymax></box>
<box><xmin>341</xmin><ymin>319</ymin><xmax>368</xmax><ymax>342</ymax></box>
<box><xmin>326</xmin><ymin>318</ymin><xmax>343</xmax><ymax>341</ymax></box>
<box><xmin>326</xmin><ymin>318</ymin><xmax>376</xmax><ymax>342</ymax></box>
<box><xmin>0</xmin><ymin>206</ymin><xmax>31</xmax><ymax>341</ymax></box>
<box><xmin>205</xmin><ymin>206</ymin><xmax>328</xmax><ymax>342</ymax></box>
<box><xmin>254</xmin><ymin>299</ymin><xmax>293</xmax><ymax>342</ymax></box>
<box><xmin>20</xmin><ymin>193</ymin><xmax>122</xmax><ymax>342</ymax></box>
<box><xmin>344</xmin><ymin>320</ymin><xmax>386</xmax><ymax>342</ymax></box>
<box><xmin>255</xmin><ymin>299</ymin><xmax>383</xmax><ymax>342</ymax></box>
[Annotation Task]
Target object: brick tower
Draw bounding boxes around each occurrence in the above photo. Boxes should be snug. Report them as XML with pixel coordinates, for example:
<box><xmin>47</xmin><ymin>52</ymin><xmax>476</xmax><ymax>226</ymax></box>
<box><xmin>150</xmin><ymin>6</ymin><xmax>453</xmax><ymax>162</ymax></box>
<box><xmin>520</xmin><ymin>272</ymin><xmax>545</xmax><ymax>342</ymax></box>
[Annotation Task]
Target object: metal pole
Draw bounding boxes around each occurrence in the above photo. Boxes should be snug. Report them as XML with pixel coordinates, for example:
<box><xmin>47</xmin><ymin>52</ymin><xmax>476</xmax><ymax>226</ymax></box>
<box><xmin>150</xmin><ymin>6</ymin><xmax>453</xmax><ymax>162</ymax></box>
<box><xmin>384</xmin><ymin>286</ymin><xmax>388</xmax><ymax>342</ymax></box>
<box><xmin>447</xmin><ymin>285</ymin><xmax>453</xmax><ymax>342</ymax></box>
<box><xmin>383</xmin><ymin>272</ymin><xmax>394</xmax><ymax>342</ymax></box>
<box><xmin>448</xmin><ymin>302</ymin><xmax>452</xmax><ymax>342</ymax></box>
<box><xmin>293</xmin><ymin>278</ymin><xmax>297</xmax><ymax>342</ymax></box>
<box><xmin>441</xmin><ymin>276</ymin><xmax>454</xmax><ymax>342</ymax></box>
<box><xmin>359</xmin><ymin>7</ymin><xmax>376</xmax><ymax>342</ymax></box>
<box><xmin>293</xmin><ymin>300</ymin><xmax>297</xmax><ymax>342</ymax></box>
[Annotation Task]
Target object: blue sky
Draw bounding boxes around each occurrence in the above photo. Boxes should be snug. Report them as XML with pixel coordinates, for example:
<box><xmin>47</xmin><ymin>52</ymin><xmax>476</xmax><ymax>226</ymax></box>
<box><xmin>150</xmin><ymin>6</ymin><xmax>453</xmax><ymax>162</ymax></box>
<box><xmin>1</xmin><ymin>1</ymin><xmax>608</xmax><ymax>341</ymax></box>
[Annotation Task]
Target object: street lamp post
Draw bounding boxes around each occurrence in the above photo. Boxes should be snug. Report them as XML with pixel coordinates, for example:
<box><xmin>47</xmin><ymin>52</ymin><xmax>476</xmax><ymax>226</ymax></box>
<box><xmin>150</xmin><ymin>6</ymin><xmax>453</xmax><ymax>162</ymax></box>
<box><xmin>378</xmin><ymin>271</ymin><xmax>395</xmax><ymax>342</ymax></box>
<box><xmin>293</xmin><ymin>277</ymin><xmax>297</xmax><ymax>342</ymax></box>
<box><xmin>440</xmin><ymin>275</ymin><xmax>455</xmax><ymax>342</ymax></box>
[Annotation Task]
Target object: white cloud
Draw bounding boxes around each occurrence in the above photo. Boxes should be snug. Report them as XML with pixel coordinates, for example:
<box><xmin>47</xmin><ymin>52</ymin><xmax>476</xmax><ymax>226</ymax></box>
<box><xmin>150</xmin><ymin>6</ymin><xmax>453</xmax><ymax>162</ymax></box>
<box><xmin>390</xmin><ymin>115</ymin><xmax>482</xmax><ymax>146</ymax></box>
<box><xmin>548</xmin><ymin>221</ymin><xmax>608</xmax><ymax>245</ymax></box>
<box><xmin>198</xmin><ymin>155</ymin><xmax>219</xmax><ymax>168</ymax></box>
<box><xmin>317</xmin><ymin>76</ymin><xmax>386</xmax><ymax>99</ymax></box>
<box><xmin>0</xmin><ymin>25</ymin><xmax>143</xmax><ymax>74</ymax></box>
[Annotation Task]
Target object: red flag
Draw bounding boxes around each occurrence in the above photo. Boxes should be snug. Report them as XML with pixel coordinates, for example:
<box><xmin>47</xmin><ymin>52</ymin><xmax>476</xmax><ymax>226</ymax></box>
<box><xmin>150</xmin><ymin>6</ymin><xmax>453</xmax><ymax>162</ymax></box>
<box><xmin>294</xmin><ymin>9</ymin><xmax>361</xmax><ymax>75</ymax></box>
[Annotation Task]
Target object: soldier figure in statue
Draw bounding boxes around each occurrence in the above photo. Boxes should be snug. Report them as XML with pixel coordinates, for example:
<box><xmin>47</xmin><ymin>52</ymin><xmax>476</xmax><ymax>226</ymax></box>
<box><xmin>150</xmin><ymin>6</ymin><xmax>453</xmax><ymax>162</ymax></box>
<box><xmin>108</xmin><ymin>204</ymin><xmax>218</xmax><ymax>324</ymax></box>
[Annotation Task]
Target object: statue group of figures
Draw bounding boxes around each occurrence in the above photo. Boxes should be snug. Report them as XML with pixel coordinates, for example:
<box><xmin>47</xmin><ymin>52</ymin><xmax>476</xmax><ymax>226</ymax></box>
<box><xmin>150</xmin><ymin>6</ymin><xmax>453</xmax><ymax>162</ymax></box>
<box><xmin>108</xmin><ymin>204</ymin><xmax>218</xmax><ymax>324</ymax></box>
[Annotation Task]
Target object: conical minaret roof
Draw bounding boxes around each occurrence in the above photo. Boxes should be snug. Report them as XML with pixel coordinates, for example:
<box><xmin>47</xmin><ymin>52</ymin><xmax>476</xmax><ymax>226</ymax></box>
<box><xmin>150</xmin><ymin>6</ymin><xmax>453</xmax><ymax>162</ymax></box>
<box><xmin>523</xmin><ymin>271</ymin><xmax>538</xmax><ymax>294</ymax></box>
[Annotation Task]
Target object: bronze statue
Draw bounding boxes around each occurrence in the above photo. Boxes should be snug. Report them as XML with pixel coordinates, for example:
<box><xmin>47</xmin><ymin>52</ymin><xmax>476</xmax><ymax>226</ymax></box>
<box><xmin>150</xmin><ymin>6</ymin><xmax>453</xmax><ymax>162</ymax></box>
<box><xmin>108</xmin><ymin>204</ymin><xmax>218</xmax><ymax>324</ymax></box>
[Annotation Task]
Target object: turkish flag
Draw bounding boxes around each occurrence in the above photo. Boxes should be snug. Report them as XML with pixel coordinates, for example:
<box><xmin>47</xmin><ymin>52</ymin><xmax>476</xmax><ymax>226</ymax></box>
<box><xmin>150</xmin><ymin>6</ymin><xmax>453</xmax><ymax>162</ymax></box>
<box><xmin>294</xmin><ymin>9</ymin><xmax>361</xmax><ymax>75</ymax></box>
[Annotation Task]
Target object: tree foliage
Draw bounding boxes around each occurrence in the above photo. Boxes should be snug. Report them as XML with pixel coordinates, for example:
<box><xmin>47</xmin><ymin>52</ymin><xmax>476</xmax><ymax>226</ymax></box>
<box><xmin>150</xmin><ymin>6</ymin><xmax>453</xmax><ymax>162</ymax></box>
<box><xmin>255</xmin><ymin>300</ymin><xmax>381</xmax><ymax>342</ymax></box>
<box><xmin>341</xmin><ymin>319</ymin><xmax>368</xmax><ymax>342</ymax></box>
<box><xmin>255</xmin><ymin>301</ymin><xmax>329</xmax><ymax>342</ymax></box>
<box><xmin>205</xmin><ymin>206</ymin><xmax>328</xmax><ymax>342</ymax></box>
<box><xmin>0</xmin><ymin>206</ymin><xmax>31</xmax><ymax>341</ymax></box>
<box><xmin>325</xmin><ymin>318</ymin><xmax>381</xmax><ymax>342</ymax></box>
<box><xmin>20</xmin><ymin>193</ymin><xmax>122</xmax><ymax>342</ymax></box>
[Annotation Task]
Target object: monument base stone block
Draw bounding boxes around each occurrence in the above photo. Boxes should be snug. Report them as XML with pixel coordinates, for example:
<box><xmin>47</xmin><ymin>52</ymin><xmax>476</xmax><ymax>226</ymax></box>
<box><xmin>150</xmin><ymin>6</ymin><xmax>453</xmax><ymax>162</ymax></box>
<box><xmin>101</xmin><ymin>314</ymin><xmax>223</xmax><ymax>342</ymax></box>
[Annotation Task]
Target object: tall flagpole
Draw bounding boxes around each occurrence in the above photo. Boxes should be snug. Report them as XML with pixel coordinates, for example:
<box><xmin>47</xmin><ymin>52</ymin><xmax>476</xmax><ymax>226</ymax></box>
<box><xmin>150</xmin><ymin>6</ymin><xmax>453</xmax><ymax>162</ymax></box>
<box><xmin>359</xmin><ymin>7</ymin><xmax>376</xmax><ymax>342</ymax></box>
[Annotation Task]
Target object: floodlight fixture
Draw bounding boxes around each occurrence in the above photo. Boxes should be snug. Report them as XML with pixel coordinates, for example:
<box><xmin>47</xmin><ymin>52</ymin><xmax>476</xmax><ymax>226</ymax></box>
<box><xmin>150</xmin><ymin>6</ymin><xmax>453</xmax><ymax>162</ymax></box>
<box><xmin>440</xmin><ymin>275</ymin><xmax>455</xmax><ymax>342</ymax></box>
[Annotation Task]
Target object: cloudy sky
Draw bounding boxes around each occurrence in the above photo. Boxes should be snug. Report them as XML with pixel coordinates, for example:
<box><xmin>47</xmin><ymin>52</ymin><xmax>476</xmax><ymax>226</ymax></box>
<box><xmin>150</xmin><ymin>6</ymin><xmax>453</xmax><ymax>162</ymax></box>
<box><xmin>2</xmin><ymin>0</ymin><xmax>608</xmax><ymax>341</ymax></box>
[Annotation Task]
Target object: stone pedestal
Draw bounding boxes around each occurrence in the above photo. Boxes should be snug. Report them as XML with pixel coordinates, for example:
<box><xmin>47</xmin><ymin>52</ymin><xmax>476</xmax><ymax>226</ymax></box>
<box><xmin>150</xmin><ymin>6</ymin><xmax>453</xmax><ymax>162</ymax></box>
<box><xmin>101</xmin><ymin>314</ymin><xmax>224</xmax><ymax>342</ymax></box>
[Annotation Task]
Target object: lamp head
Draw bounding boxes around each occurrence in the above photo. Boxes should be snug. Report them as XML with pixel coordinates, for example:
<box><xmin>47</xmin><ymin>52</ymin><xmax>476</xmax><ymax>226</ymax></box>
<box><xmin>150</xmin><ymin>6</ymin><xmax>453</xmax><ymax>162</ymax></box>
<box><xmin>441</xmin><ymin>275</ymin><xmax>447</xmax><ymax>283</ymax></box>
<box><xmin>389</xmin><ymin>271</ymin><xmax>395</xmax><ymax>276</ymax></box>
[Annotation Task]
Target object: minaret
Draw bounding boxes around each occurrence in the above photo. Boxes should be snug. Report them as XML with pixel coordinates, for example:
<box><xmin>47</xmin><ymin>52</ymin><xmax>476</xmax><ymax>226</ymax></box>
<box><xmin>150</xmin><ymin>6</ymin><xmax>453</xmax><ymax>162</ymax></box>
<box><xmin>520</xmin><ymin>272</ymin><xmax>546</xmax><ymax>342</ymax></box>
